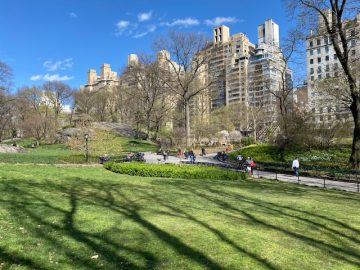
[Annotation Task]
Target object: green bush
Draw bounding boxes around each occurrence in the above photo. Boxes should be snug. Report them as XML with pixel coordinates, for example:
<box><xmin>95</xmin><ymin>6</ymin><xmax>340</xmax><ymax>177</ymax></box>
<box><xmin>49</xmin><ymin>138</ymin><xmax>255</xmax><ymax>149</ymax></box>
<box><xmin>104</xmin><ymin>162</ymin><xmax>246</xmax><ymax>181</ymax></box>
<box><xmin>241</xmin><ymin>136</ymin><xmax>255</xmax><ymax>146</ymax></box>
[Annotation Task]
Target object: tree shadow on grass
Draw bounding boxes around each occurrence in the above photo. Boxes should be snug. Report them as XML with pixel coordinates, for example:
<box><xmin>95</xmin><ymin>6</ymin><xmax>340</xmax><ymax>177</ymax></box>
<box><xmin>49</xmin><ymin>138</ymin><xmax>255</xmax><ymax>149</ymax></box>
<box><xmin>0</xmin><ymin>175</ymin><xmax>359</xmax><ymax>269</ymax></box>
<box><xmin>171</xmin><ymin>182</ymin><xmax>360</xmax><ymax>267</ymax></box>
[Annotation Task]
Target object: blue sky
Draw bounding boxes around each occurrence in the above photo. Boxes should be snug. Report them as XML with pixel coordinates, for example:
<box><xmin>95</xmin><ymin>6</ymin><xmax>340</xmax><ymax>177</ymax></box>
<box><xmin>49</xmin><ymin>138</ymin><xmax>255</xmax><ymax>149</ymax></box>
<box><xmin>0</xmin><ymin>0</ymin><xmax>294</xmax><ymax>90</ymax></box>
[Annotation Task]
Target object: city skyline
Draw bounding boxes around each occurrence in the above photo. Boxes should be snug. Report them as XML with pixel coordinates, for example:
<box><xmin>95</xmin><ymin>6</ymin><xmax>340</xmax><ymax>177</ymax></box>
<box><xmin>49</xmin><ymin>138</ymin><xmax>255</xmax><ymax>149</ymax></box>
<box><xmin>0</xmin><ymin>0</ymin><xmax>293</xmax><ymax>90</ymax></box>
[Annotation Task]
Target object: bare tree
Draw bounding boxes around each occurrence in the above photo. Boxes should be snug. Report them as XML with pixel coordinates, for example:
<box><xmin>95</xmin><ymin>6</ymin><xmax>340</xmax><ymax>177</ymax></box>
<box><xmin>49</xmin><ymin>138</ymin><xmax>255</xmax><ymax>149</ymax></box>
<box><xmin>122</xmin><ymin>54</ymin><xmax>173</xmax><ymax>138</ymax></box>
<box><xmin>73</xmin><ymin>88</ymin><xmax>97</xmax><ymax>115</ymax></box>
<box><xmin>0</xmin><ymin>61</ymin><xmax>13</xmax><ymax>141</ymax></box>
<box><xmin>286</xmin><ymin>0</ymin><xmax>360</xmax><ymax>167</ymax></box>
<box><xmin>16</xmin><ymin>86</ymin><xmax>55</xmax><ymax>144</ymax></box>
<box><xmin>154</xmin><ymin>31</ymin><xmax>213</xmax><ymax>146</ymax></box>
<box><xmin>43</xmin><ymin>81</ymin><xmax>73</xmax><ymax>127</ymax></box>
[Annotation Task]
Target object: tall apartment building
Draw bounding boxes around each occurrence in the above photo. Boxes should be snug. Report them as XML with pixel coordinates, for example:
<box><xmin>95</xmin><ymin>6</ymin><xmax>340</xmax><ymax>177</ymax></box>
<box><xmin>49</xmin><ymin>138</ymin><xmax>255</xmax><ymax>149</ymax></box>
<box><xmin>248</xmin><ymin>19</ymin><xmax>292</xmax><ymax>123</ymax></box>
<box><xmin>204</xmin><ymin>25</ymin><xmax>255</xmax><ymax>108</ymax></box>
<box><xmin>81</xmin><ymin>64</ymin><xmax>119</xmax><ymax>91</ymax></box>
<box><xmin>306</xmin><ymin>11</ymin><xmax>359</xmax><ymax>123</ymax></box>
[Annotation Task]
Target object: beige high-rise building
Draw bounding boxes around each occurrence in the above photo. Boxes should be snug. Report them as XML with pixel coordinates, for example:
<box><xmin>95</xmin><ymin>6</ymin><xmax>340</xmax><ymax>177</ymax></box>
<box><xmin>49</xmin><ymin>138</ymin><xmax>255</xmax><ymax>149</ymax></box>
<box><xmin>202</xmin><ymin>25</ymin><xmax>255</xmax><ymax>109</ymax></box>
<box><xmin>81</xmin><ymin>63</ymin><xmax>119</xmax><ymax>91</ymax></box>
<box><xmin>248</xmin><ymin>19</ymin><xmax>293</xmax><ymax>124</ymax></box>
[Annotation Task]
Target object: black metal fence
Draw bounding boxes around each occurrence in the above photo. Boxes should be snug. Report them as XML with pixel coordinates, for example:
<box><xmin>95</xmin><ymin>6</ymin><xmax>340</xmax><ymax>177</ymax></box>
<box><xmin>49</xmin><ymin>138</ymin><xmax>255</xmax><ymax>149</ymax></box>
<box><xmin>255</xmin><ymin>168</ymin><xmax>360</xmax><ymax>193</ymax></box>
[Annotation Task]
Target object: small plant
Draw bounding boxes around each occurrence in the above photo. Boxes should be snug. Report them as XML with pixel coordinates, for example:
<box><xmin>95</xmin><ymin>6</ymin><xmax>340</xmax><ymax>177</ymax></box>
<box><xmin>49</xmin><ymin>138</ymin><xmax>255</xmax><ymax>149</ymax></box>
<box><xmin>241</xmin><ymin>136</ymin><xmax>255</xmax><ymax>146</ymax></box>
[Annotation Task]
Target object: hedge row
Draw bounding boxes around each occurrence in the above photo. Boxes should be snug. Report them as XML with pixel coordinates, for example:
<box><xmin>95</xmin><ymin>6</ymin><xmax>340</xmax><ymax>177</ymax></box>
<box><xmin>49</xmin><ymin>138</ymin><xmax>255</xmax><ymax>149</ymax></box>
<box><xmin>104</xmin><ymin>162</ymin><xmax>246</xmax><ymax>180</ymax></box>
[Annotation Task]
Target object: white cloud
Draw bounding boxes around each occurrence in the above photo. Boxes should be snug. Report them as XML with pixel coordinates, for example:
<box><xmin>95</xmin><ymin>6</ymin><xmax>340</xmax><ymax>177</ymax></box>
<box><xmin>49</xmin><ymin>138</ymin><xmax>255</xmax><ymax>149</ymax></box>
<box><xmin>43</xmin><ymin>74</ymin><xmax>74</xmax><ymax>81</ymax></box>
<box><xmin>204</xmin><ymin>17</ymin><xmax>239</xmax><ymax>26</ymax></box>
<box><xmin>43</xmin><ymin>58</ymin><xmax>73</xmax><ymax>72</ymax></box>
<box><xmin>69</xmin><ymin>12</ymin><xmax>78</xmax><ymax>18</ymax></box>
<box><xmin>138</xmin><ymin>11</ymin><xmax>152</xmax><ymax>22</ymax></box>
<box><xmin>133</xmin><ymin>32</ymin><xmax>148</xmax><ymax>38</ymax></box>
<box><xmin>30</xmin><ymin>74</ymin><xmax>74</xmax><ymax>82</ymax></box>
<box><xmin>163</xmin><ymin>18</ymin><xmax>200</xmax><ymax>27</ymax></box>
<box><xmin>148</xmin><ymin>25</ymin><xmax>156</xmax><ymax>32</ymax></box>
<box><xmin>30</xmin><ymin>75</ymin><xmax>43</xmax><ymax>81</ymax></box>
<box><xmin>116</xmin><ymin>20</ymin><xmax>130</xmax><ymax>35</ymax></box>
<box><xmin>133</xmin><ymin>25</ymin><xmax>157</xmax><ymax>38</ymax></box>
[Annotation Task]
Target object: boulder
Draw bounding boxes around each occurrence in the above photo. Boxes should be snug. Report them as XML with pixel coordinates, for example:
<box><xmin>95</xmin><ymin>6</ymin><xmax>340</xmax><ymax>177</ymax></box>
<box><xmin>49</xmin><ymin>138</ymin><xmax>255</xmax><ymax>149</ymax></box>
<box><xmin>0</xmin><ymin>144</ymin><xmax>26</xmax><ymax>153</ymax></box>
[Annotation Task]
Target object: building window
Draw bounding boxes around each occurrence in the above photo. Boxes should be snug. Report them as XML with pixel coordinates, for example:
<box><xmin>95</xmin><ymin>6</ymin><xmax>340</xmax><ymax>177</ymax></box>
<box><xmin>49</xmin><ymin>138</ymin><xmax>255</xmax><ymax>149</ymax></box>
<box><xmin>324</xmin><ymin>36</ymin><xmax>329</xmax><ymax>44</ymax></box>
<box><xmin>326</xmin><ymin>64</ymin><xmax>330</xmax><ymax>71</ymax></box>
<box><xmin>310</xmin><ymin>49</ymin><xmax>313</xmax><ymax>55</ymax></box>
<box><xmin>317</xmin><ymin>66</ymin><xmax>322</xmax><ymax>73</ymax></box>
<box><xmin>318</xmin><ymin>74</ymin><xmax>322</xmax><ymax>79</ymax></box>
<box><xmin>334</xmin><ymin>63</ymin><xmax>338</xmax><ymax>70</ymax></box>
<box><xmin>310</xmin><ymin>59</ymin><xmax>314</xmax><ymax>64</ymax></box>
<box><xmin>318</xmin><ymin>57</ymin><xmax>321</xmax><ymax>63</ymax></box>
<box><xmin>325</xmin><ymin>55</ymin><xmax>330</xmax><ymax>61</ymax></box>
<box><xmin>325</xmin><ymin>46</ymin><xmax>329</xmax><ymax>53</ymax></box>
<box><xmin>317</xmin><ymin>39</ymin><xmax>321</xmax><ymax>46</ymax></box>
<box><xmin>326</xmin><ymin>73</ymin><xmax>330</xmax><ymax>78</ymax></box>
<box><xmin>309</xmin><ymin>40</ymin><xmax>313</xmax><ymax>47</ymax></box>
<box><xmin>351</xmin><ymin>39</ymin><xmax>356</xmax><ymax>47</ymax></box>
<box><xmin>334</xmin><ymin>54</ymin><xmax>337</xmax><ymax>60</ymax></box>
<box><xmin>311</xmin><ymin>76</ymin><xmax>314</xmax><ymax>81</ymax></box>
<box><xmin>352</xmin><ymin>50</ymin><xmax>356</xmax><ymax>56</ymax></box>
<box><xmin>351</xmin><ymin>30</ymin><xmax>356</xmax><ymax>37</ymax></box>
<box><xmin>310</xmin><ymin>68</ymin><xmax>314</xmax><ymax>74</ymax></box>
<box><xmin>317</xmin><ymin>48</ymin><xmax>321</xmax><ymax>54</ymax></box>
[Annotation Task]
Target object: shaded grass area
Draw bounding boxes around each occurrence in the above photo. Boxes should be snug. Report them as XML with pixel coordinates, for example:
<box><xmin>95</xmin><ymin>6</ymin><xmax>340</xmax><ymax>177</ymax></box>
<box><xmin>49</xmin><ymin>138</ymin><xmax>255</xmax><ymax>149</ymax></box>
<box><xmin>230</xmin><ymin>144</ymin><xmax>352</xmax><ymax>169</ymax></box>
<box><xmin>0</xmin><ymin>164</ymin><xmax>359</xmax><ymax>269</ymax></box>
<box><xmin>0</xmin><ymin>131</ymin><xmax>158</xmax><ymax>164</ymax></box>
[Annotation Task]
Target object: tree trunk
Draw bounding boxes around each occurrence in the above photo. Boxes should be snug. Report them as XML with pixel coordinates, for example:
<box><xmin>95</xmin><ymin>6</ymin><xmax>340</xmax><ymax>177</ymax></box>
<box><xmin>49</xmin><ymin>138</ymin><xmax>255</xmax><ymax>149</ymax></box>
<box><xmin>350</xmin><ymin>97</ymin><xmax>360</xmax><ymax>168</ymax></box>
<box><xmin>184</xmin><ymin>99</ymin><xmax>191</xmax><ymax>147</ymax></box>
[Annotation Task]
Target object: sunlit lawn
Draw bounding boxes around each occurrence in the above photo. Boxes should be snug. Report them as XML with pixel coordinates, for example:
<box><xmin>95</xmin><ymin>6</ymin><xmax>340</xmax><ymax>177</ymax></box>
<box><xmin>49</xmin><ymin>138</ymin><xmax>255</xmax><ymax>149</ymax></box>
<box><xmin>0</xmin><ymin>132</ymin><xmax>158</xmax><ymax>164</ymax></box>
<box><xmin>0</xmin><ymin>163</ymin><xmax>359</xmax><ymax>269</ymax></box>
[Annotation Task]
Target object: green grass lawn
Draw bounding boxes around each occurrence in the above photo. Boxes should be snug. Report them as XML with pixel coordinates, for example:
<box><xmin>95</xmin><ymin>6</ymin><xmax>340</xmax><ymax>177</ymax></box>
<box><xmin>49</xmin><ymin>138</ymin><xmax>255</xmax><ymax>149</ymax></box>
<box><xmin>0</xmin><ymin>131</ymin><xmax>158</xmax><ymax>164</ymax></box>
<box><xmin>0</xmin><ymin>163</ymin><xmax>359</xmax><ymax>269</ymax></box>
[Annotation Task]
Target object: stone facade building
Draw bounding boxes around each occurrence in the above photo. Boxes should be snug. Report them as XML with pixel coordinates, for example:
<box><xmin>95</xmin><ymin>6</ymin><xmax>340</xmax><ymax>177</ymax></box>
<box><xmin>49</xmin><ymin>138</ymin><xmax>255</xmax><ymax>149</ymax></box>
<box><xmin>306</xmin><ymin>10</ymin><xmax>359</xmax><ymax>124</ymax></box>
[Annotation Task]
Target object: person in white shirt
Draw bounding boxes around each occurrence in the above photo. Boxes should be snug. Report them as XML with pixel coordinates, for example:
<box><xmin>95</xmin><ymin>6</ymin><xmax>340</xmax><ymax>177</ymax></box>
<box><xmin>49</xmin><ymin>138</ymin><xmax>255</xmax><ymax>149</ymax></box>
<box><xmin>292</xmin><ymin>158</ymin><xmax>300</xmax><ymax>177</ymax></box>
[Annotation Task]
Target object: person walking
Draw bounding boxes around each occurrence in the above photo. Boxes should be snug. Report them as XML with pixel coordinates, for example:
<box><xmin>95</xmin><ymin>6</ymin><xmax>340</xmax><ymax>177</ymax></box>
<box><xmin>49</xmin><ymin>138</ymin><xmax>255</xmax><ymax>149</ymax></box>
<box><xmin>163</xmin><ymin>150</ymin><xmax>168</xmax><ymax>161</ymax></box>
<box><xmin>249</xmin><ymin>157</ymin><xmax>255</xmax><ymax>175</ymax></box>
<box><xmin>189</xmin><ymin>149</ymin><xmax>196</xmax><ymax>164</ymax></box>
<box><xmin>246</xmin><ymin>157</ymin><xmax>251</xmax><ymax>176</ymax></box>
<box><xmin>237</xmin><ymin>154</ymin><xmax>243</xmax><ymax>169</ymax></box>
<box><xmin>292</xmin><ymin>157</ymin><xmax>300</xmax><ymax>177</ymax></box>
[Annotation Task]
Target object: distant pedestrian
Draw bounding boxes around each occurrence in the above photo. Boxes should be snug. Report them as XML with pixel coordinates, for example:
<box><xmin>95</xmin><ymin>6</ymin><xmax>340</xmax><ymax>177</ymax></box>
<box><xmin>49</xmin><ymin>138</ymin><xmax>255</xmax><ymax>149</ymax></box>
<box><xmin>189</xmin><ymin>149</ymin><xmax>196</xmax><ymax>163</ymax></box>
<box><xmin>292</xmin><ymin>157</ymin><xmax>300</xmax><ymax>177</ymax></box>
<box><xmin>250</xmin><ymin>157</ymin><xmax>255</xmax><ymax>175</ymax></box>
<box><xmin>237</xmin><ymin>154</ymin><xmax>243</xmax><ymax>168</ymax></box>
<box><xmin>201</xmin><ymin>147</ymin><xmax>206</xmax><ymax>156</ymax></box>
<box><xmin>163</xmin><ymin>150</ymin><xmax>168</xmax><ymax>161</ymax></box>
<box><xmin>246</xmin><ymin>157</ymin><xmax>251</xmax><ymax>175</ymax></box>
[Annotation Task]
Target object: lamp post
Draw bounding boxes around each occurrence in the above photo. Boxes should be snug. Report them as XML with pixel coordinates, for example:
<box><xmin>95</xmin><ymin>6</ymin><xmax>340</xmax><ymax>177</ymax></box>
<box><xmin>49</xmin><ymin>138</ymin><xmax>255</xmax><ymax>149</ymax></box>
<box><xmin>84</xmin><ymin>134</ymin><xmax>89</xmax><ymax>162</ymax></box>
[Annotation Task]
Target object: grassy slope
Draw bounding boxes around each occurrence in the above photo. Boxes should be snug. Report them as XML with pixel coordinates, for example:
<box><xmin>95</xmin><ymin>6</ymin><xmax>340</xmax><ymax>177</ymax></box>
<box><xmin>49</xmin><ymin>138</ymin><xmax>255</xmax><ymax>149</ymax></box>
<box><xmin>0</xmin><ymin>164</ymin><xmax>359</xmax><ymax>269</ymax></box>
<box><xmin>0</xmin><ymin>130</ymin><xmax>158</xmax><ymax>164</ymax></box>
<box><xmin>230</xmin><ymin>144</ymin><xmax>352</xmax><ymax>168</ymax></box>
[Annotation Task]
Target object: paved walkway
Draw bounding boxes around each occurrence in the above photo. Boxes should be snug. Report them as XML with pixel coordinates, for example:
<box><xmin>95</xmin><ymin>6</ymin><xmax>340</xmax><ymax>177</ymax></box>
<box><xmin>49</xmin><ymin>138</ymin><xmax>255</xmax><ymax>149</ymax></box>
<box><xmin>253</xmin><ymin>170</ymin><xmax>359</xmax><ymax>193</ymax></box>
<box><xmin>144</xmin><ymin>152</ymin><xmax>223</xmax><ymax>165</ymax></box>
<box><xmin>143</xmin><ymin>152</ymin><xmax>359</xmax><ymax>193</ymax></box>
